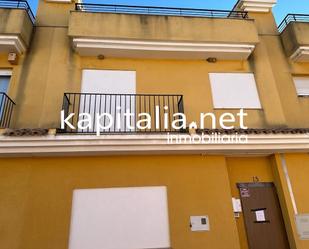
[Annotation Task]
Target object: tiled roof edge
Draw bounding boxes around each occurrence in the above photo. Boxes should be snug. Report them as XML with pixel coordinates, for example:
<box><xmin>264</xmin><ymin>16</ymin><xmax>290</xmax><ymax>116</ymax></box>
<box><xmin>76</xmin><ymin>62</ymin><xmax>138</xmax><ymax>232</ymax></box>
<box><xmin>2</xmin><ymin>128</ymin><xmax>49</xmax><ymax>137</ymax></box>
<box><xmin>195</xmin><ymin>128</ymin><xmax>309</xmax><ymax>135</ymax></box>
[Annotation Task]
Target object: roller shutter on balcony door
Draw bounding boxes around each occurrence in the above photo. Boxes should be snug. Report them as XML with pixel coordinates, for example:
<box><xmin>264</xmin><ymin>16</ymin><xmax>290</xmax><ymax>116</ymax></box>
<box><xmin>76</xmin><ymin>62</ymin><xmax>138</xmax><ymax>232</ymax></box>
<box><xmin>80</xmin><ymin>69</ymin><xmax>136</xmax><ymax>132</ymax></box>
<box><xmin>0</xmin><ymin>76</ymin><xmax>9</xmax><ymax>93</ymax></box>
<box><xmin>0</xmin><ymin>71</ymin><xmax>11</xmax><ymax>118</ymax></box>
<box><xmin>68</xmin><ymin>186</ymin><xmax>171</xmax><ymax>249</ymax></box>
<box><xmin>293</xmin><ymin>77</ymin><xmax>309</xmax><ymax>96</ymax></box>
<box><xmin>209</xmin><ymin>73</ymin><xmax>262</xmax><ymax>109</ymax></box>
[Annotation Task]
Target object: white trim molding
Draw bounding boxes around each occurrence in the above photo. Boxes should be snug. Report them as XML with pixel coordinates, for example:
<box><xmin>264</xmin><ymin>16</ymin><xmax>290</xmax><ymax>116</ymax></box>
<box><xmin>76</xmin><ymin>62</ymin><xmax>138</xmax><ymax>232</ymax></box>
<box><xmin>0</xmin><ymin>35</ymin><xmax>26</xmax><ymax>54</ymax></box>
<box><xmin>0</xmin><ymin>133</ymin><xmax>309</xmax><ymax>157</ymax></box>
<box><xmin>235</xmin><ymin>0</ymin><xmax>277</xmax><ymax>13</ymax></box>
<box><xmin>290</xmin><ymin>46</ymin><xmax>309</xmax><ymax>62</ymax></box>
<box><xmin>72</xmin><ymin>38</ymin><xmax>256</xmax><ymax>60</ymax></box>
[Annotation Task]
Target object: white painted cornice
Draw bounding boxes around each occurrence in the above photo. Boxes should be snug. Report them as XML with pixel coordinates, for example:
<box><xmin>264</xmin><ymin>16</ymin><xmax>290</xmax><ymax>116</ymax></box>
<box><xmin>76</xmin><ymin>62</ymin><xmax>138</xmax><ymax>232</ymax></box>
<box><xmin>0</xmin><ymin>133</ymin><xmax>308</xmax><ymax>157</ymax></box>
<box><xmin>235</xmin><ymin>0</ymin><xmax>277</xmax><ymax>13</ymax></box>
<box><xmin>72</xmin><ymin>38</ymin><xmax>255</xmax><ymax>60</ymax></box>
<box><xmin>290</xmin><ymin>46</ymin><xmax>309</xmax><ymax>62</ymax></box>
<box><xmin>0</xmin><ymin>35</ymin><xmax>26</xmax><ymax>54</ymax></box>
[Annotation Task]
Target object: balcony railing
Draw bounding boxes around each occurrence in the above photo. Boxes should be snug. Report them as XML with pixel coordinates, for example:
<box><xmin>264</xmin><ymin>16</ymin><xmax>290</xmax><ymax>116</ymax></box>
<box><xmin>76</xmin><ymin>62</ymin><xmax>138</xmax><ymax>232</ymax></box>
<box><xmin>59</xmin><ymin>93</ymin><xmax>185</xmax><ymax>134</ymax></box>
<box><xmin>0</xmin><ymin>0</ymin><xmax>35</xmax><ymax>23</ymax></box>
<box><xmin>75</xmin><ymin>3</ymin><xmax>249</xmax><ymax>19</ymax></box>
<box><xmin>278</xmin><ymin>14</ymin><xmax>309</xmax><ymax>32</ymax></box>
<box><xmin>0</xmin><ymin>93</ymin><xmax>15</xmax><ymax>128</ymax></box>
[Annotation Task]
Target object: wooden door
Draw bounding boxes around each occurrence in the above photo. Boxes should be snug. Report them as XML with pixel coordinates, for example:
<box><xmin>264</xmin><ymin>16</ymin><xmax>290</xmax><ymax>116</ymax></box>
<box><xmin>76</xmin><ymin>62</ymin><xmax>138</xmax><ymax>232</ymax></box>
<box><xmin>238</xmin><ymin>182</ymin><xmax>290</xmax><ymax>249</ymax></box>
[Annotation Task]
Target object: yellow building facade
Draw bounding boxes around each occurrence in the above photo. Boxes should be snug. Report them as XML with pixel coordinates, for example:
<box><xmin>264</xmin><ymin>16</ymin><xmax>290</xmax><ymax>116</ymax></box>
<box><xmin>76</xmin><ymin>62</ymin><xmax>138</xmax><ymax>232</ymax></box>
<box><xmin>0</xmin><ymin>0</ymin><xmax>309</xmax><ymax>249</ymax></box>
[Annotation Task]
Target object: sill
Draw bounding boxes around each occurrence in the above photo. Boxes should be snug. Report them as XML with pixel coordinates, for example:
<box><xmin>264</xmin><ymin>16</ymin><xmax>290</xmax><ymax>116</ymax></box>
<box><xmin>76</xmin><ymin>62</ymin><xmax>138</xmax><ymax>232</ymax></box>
<box><xmin>213</xmin><ymin>108</ymin><xmax>263</xmax><ymax>111</ymax></box>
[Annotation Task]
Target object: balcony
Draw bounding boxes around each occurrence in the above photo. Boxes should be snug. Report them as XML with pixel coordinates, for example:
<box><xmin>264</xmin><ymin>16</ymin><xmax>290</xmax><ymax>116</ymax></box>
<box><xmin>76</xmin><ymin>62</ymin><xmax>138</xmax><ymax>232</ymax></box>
<box><xmin>68</xmin><ymin>3</ymin><xmax>259</xmax><ymax>60</ymax></box>
<box><xmin>0</xmin><ymin>92</ymin><xmax>15</xmax><ymax>128</ymax></box>
<box><xmin>0</xmin><ymin>0</ymin><xmax>35</xmax><ymax>54</ymax></box>
<box><xmin>279</xmin><ymin>14</ymin><xmax>309</xmax><ymax>62</ymax></box>
<box><xmin>58</xmin><ymin>93</ymin><xmax>184</xmax><ymax>134</ymax></box>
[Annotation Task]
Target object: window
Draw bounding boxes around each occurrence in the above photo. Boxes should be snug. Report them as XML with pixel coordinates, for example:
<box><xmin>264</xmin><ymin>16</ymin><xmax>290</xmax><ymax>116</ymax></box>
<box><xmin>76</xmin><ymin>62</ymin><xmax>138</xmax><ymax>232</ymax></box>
<box><xmin>209</xmin><ymin>73</ymin><xmax>262</xmax><ymax>109</ymax></box>
<box><xmin>69</xmin><ymin>186</ymin><xmax>170</xmax><ymax>249</ymax></box>
<box><xmin>293</xmin><ymin>77</ymin><xmax>309</xmax><ymax>97</ymax></box>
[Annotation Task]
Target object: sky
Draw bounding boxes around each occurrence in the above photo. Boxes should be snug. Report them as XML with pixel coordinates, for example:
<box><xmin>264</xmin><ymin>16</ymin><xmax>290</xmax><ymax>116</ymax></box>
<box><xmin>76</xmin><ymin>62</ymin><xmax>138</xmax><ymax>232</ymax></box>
<box><xmin>27</xmin><ymin>0</ymin><xmax>309</xmax><ymax>24</ymax></box>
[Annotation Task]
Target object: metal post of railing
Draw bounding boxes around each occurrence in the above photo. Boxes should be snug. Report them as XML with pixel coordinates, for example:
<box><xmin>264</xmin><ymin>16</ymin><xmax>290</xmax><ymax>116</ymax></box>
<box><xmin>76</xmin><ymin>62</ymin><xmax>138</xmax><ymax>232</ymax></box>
<box><xmin>0</xmin><ymin>93</ymin><xmax>15</xmax><ymax>128</ymax></box>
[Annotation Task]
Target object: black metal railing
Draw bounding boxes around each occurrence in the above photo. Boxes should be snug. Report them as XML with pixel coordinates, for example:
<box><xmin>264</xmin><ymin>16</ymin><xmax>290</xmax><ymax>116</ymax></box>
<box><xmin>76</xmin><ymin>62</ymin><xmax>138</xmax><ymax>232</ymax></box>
<box><xmin>0</xmin><ymin>0</ymin><xmax>35</xmax><ymax>23</ymax></box>
<box><xmin>0</xmin><ymin>92</ymin><xmax>15</xmax><ymax>128</ymax></box>
<box><xmin>59</xmin><ymin>93</ymin><xmax>185</xmax><ymax>134</ymax></box>
<box><xmin>278</xmin><ymin>14</ymin><xmax>309</xmax><ymax>33</ymax></box>
<box><xmin>75</xmin><ymin>3</ymin><xmax>249</xmax><ymax>19</ymax></box>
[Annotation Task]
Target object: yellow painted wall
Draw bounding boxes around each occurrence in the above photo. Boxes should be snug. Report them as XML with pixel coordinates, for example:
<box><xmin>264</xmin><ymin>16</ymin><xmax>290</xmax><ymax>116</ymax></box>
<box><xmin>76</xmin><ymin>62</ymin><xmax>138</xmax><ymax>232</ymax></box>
<box><xmin>1</xmin><ymin>154</ymin><xmax>308</xmax><ymax>249</ymax></box>
<box><xmin>0</xmin><ymin>2</ymin><xmax>309</xmax><ymax>249</ymax></box>
<box><xmin>0</xmin><ymin>155</ymin><xmax>240</xmax><ymax>249</ymax></box>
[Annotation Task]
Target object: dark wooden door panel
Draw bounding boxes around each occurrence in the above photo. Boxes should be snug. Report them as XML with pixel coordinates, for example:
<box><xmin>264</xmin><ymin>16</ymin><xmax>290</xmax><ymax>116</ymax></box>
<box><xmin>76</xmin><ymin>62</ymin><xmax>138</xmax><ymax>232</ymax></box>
<box><xmin>238</xmin><ymin>183</ymin><xmax>290</xmax><ymax>249</ymax></box>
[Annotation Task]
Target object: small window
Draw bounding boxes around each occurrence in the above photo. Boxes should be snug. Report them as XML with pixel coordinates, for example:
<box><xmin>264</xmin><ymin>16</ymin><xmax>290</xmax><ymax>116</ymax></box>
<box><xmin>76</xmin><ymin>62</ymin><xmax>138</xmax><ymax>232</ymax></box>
<box><xmin>293</xmin><ymin>77</ymin><xmax>309</xmax><ymax>97</ymax></box>
<box><xmin>209</xmin><ymin>73</ymin><xmax>262</xmax><ymax>109</ymax></box>
<box><xmin>69</xmin><ymin>186</ymin><xmax>170</xmax><ymax>249</ymax></box>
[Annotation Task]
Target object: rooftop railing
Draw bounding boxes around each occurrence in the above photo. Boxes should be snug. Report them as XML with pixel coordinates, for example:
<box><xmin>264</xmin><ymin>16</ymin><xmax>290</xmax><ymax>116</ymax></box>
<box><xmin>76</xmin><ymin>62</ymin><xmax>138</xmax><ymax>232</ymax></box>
<box><xmin>278</xmin><ymin>14</ymin><xmax>309</xmax><ymax>33</ymax></box>
<box><xmin>75</xmin><ymin>3</ymin><xmax>249</xmax><ymax>19</ymax></box>
<box><xmin>0</xmin><ymin>0</ymin><xmax>35</xmax><ymax>24</ymax></box>
<box><xmin>59</xmin><ymin>92</ymin><xmax>185</xmax><ymax>134</ymax></box>
<box><xmin>0</xmin><ymin>93</ymin><xmax>15</xmax><ymax>128</ymax></box>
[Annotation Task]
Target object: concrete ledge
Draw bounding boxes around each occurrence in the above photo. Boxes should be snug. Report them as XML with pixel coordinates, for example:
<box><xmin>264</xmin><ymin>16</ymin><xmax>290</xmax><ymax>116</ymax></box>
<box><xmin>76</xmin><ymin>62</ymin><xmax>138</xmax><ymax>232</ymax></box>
<box><xmin>0</xmin><ymin>8</ymin><xmax>34</xmax><ymax>49</ymax></box>
<box><xmin>72</xmin><ymin>38</ymin><xmax>255</xmax><ymax>60</ymax></box>
<box><xmin>280</xmin><ymin>22</ymin><xmax>309</xmax><ymax>62</ymax></box>
<box><xmin>68</xmin><ymin>11</ymin><xmax>259</xmax><ymax>57</ymax></box>
<box><xmin>0</xmin><ymin>133</ymin><xmax>309</xmax><ymax>157</ymax></box>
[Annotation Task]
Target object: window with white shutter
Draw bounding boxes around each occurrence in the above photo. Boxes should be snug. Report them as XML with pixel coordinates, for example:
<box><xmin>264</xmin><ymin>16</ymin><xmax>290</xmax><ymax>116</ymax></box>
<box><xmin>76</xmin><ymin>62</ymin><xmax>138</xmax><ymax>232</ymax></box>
<box><xmin>209</xmin><ymin>73</ymin><xmax>262</xmax><ymax>109</ymax></box>
<box><xmin>293</xmin><ymin>77</ymin><xmax>309</xmax><ymax>97</ymax></box>
<box><xmin>69</xmin><ymin>186</ymin><xmax>170</xmax><ymax>249</ymax></box>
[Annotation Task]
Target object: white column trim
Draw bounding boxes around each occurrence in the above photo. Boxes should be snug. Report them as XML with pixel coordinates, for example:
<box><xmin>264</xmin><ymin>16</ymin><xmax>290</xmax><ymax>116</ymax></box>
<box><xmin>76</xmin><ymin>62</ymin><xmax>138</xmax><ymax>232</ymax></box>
<box><xmin>235</xmin><ymin>0</ymin><xmax>277</xmax><ymax>13</ymax></box>
<box><xmin>280</xmin><ymin>154</ymin><xmax>298</xmax><ymax>215</ymax></box>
